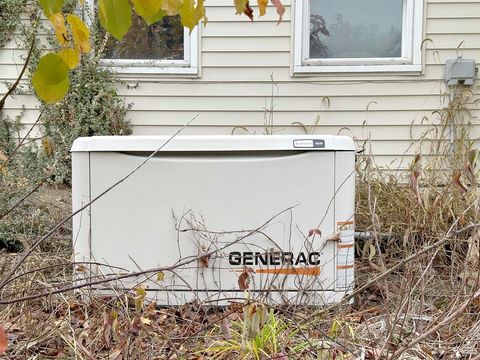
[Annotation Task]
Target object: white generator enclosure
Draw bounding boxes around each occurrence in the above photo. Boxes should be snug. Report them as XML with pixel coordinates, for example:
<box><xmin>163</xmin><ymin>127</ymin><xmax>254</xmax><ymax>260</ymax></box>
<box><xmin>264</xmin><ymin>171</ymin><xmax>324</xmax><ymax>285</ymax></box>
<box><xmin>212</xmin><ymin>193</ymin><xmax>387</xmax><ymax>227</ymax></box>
<box><xmin>71</xmin><ymin>135</ymin><xmax>355</xmax><ymax>305</ymax></box>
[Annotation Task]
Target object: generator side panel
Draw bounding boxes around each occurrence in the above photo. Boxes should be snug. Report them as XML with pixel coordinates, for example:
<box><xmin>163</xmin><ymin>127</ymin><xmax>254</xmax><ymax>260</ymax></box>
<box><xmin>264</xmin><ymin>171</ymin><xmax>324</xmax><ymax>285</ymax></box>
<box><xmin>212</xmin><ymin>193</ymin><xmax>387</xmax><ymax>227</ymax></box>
<box><xmin>72</xmin><ymin>152</ymin><xmax>91</xmax><ymax>267</ymax></box>
<box><xmin>334</xmin><ymin>151</ymin><xmax>356</xmax><ymax>294</ymax></box>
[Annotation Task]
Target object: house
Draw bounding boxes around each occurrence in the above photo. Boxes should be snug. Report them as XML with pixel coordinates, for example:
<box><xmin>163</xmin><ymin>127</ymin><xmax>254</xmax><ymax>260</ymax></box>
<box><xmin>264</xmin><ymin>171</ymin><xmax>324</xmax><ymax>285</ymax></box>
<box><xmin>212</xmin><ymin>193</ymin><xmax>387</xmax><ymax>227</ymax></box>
<box><xmin>1</xmin><ymin>0</ymin><xmax>479</xmax><ymax>169</ymax></box>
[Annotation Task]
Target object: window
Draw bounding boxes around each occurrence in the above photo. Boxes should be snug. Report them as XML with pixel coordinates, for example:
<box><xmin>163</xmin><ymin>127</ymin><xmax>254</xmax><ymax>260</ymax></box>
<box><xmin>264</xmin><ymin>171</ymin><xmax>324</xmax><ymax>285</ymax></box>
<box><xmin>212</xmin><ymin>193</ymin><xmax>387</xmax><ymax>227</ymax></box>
<box><xmin>293</xmin><ymin>0</ymin><xmax>423</xmax><ymax>73</ymax></box>
<box><xmin>92</xmin><ymin>5</ymin><xmax>198</xmax><ymax>75</ymax></box>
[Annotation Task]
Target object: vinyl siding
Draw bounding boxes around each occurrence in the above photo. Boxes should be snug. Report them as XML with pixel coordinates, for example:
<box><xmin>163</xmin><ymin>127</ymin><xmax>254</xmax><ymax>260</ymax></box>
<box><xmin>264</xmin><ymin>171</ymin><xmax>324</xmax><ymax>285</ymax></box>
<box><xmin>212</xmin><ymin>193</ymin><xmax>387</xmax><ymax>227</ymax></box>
<box><xmin>1</xmin><ymin>0</ymin><xmax>479</xmax><ymax>169</ymax></box>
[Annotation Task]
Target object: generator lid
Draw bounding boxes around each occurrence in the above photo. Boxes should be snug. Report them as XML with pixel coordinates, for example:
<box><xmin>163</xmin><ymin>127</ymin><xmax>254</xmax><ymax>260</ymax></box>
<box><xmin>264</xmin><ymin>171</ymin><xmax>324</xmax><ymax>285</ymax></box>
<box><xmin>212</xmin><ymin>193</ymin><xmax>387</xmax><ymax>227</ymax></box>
<box><xmin>71</xmin><ymin>135</ymin><xmax>355</xmax><ymax>152</ymax></box>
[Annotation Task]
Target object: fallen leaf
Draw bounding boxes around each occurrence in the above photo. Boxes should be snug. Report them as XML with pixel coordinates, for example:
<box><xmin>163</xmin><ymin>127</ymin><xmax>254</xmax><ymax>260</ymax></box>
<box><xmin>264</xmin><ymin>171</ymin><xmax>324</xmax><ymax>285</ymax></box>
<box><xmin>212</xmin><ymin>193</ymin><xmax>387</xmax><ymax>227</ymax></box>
<box><xmin>130</xmin><ymin>316</ymin><xmax>142</xmax><ymax>333</ymax></box>
<box><xmin>0</xmin><ymin>325</ymin><xmax>7</xmax><ymax>355</ymax></box>
<box><xmin>220</xmin><ymin>318</ymin><xmax>231</xmax><ymax>340</ymax></box>
<box><xmin>108</xmin><ymin>348</ymin><xmax>123</xmax><ymax>360</ymax></box>
<box><xmin>140</xmin><ymin>316</ymin><xmax>152</xmax><ymax>325</ymax></box>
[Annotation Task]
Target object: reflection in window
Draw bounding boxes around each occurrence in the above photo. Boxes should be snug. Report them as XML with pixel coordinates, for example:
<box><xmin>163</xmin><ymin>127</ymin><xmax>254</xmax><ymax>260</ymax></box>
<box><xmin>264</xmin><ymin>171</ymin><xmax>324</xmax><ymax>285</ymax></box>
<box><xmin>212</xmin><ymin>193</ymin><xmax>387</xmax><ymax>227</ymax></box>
<box><xmin>309</xmin><ymin>0</ymin><xmax>402</xmax><ymax>59</ymax></box>
<box><xmin>101</xmin><ymin>13</ymin><xmax>184</xmax><ymax>61</ymax></box>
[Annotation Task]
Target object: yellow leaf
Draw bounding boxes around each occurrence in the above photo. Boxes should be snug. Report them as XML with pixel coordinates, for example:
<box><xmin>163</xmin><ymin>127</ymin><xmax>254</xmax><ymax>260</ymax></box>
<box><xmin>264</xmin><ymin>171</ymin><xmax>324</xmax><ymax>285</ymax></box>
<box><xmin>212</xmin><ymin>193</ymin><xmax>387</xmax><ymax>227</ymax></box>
<box><xmin>140</xmin><ymin>316</ymin><xmax>152</xmax><ymax>325</ymax></box>
<box><xmin>194</xmin><ymin>0</ymin><xmax>205</xmax><ymax>24</ymax></box>
<box><xmin>42</xmin><ymin>137</ymin><xmax>55</xmax><ymax>157</ymax></box>
<box><xmin>179</xmin><ymin>0</ymin><xmax>195</xmax><ymax>32</ymax></box>
<box><xmin>180</xmin><ymin>0</ymin><xmax>204</xmax><ymax>31</ymax></box>
<box><xmin>134</xmin><ymin>285</ymin><xmax>146</xmax><ymax>312</ymax></box>
<box><xmin>161</xmin><ymin>0</ymin><xmax>184</xmax><ymax>16</ymax></box>
<box><xmin>57</xmin><ymin>48</ymin><xmax>80</xmax><ymax>69</ymax></box>
<box><xmin>257</xmin><ymin>0</ymin><xmax>268</xmax><ymax>16</ymax></box>
<box><xmin>66</xmin><ymin>14</ymin><xmax>91</xmax><ymax>53</ymax></box>
<box><xmin>132</xmin><ymin>0</ymin><xmax>166</xmax><ymax>25</ymax></box>
<box><xmin>234</xmin><ymin>0</ymin><xmax>248</xmax><ymax>14</ymax></box>
<box><xmin>50</xmin><ymin>13</ymin><xmax>68</xmax><ymax>46</ymax></box>
<box><xmin>156</xmin><ymin>271</ymin><xmax>165</xmax><ymax>281</ymax></box>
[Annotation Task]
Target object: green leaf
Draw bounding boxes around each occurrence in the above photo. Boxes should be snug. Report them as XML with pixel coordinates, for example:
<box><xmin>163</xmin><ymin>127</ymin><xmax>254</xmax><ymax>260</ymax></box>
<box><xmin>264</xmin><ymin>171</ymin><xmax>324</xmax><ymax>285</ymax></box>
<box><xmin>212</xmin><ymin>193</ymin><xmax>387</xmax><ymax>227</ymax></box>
<box><xmin>39</xmin><ymin>0</ymin><xmax>64</xmax><ymax>18</ymax></box>
<box><xmin>32</xmin><ymin>53</ymin><xmax>70</xmax><ymax>104</ymax></box>
<box><xmin>98</xmin><ymin>0</ymin><xmax>132</xmax><ymax>40</ymax></box>
<box><xmin>131</xmin><ymin>0</ymin><xmax>166</xmax><ymax>25</ymax></box>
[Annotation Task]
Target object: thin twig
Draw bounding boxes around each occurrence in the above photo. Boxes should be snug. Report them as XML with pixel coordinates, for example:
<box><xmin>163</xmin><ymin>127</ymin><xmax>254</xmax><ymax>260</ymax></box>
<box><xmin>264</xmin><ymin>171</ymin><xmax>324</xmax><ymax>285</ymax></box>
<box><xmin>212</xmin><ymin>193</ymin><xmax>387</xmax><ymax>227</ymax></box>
<box><xmin>390</xmin><ymin>286</ymin><xmax>480</xmax><ymax>359</ymax></box>
<box><xmin>0</xmin><ymin>205</ymin><xmax>295</xmax><ymax>304</ymax></box>
<box><xmin>0</xmin><ymin>108</ymin><xmax>45</xmax><ymax>174</ymax></box>
<box><xmin>0</xmin><ymin>36</ymin><xmax>35</xmax><ymax>112</ymax></box>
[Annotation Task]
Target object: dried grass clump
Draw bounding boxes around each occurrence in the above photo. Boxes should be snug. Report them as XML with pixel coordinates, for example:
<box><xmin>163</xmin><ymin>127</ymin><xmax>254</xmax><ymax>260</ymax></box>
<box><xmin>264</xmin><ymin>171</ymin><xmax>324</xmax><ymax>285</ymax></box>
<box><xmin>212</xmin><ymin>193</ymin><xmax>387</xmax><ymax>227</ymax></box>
<box><xmin>356</xmin><ymin>87</ymin><xmax>480</xmax><ymax>255</ymax></box>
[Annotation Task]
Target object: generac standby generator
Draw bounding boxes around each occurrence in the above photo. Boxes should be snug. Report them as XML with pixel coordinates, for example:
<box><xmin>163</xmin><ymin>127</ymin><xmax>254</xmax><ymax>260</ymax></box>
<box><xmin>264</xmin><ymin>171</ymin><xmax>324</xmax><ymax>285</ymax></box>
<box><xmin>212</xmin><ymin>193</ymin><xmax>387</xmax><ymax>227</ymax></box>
<box><xmin>71</xmin><ymin>135</ymin><xmax>355</xmax><ymax>305</ymax></box>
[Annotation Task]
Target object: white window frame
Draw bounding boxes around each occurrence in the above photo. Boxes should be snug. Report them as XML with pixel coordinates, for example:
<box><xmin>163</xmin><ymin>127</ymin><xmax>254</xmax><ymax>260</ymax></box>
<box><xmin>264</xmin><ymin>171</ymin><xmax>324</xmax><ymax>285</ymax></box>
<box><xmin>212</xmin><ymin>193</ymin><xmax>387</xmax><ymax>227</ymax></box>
<box><xmin>293</xmin><ymin>0</ymin><xmax>423</xmax><ymax>73</ymax></box>
<box><xmin>87</xmin><ymin>0</ymin><xmax>198</xmax><ymax>75</ymax></box>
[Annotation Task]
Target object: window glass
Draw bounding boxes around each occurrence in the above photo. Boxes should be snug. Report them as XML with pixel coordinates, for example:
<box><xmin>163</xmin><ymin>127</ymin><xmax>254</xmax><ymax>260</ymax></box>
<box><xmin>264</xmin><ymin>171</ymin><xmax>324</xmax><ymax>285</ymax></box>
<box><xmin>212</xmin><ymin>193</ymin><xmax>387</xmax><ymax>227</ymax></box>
<box><xmin>309</xmin><ymin>0</ymin><xmax>403</xmax><ymax>59</ymax></box>
<box><xmin>101</xmin><ymin>13</ymin><xmax>184</xmax><ymax>61</ymax></box>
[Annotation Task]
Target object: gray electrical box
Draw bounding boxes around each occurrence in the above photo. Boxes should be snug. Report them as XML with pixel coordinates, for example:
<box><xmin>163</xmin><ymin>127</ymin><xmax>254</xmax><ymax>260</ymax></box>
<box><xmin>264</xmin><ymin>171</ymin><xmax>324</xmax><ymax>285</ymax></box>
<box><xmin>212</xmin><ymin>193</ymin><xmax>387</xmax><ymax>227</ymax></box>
<box><xmin>445</xmin><ymin>59</ymin><xmax>477</xmax><ymax>86</ymax></box>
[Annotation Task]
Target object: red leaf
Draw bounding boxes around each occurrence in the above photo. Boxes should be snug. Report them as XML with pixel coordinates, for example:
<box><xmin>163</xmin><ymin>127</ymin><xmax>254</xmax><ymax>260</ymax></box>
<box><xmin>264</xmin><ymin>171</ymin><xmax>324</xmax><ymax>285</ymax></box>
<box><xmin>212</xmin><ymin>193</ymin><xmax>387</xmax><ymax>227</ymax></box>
<box><xmin>409</xmin><ymin>170</ymin><xmax>422</xmax><ymax>205</ymax></box>
<box><xmin>199</xmin><ymin>254</ymin><xmax>210</xmax><ymax>268</ymax></box>
<box><xmin>244</xmin><ymin>1</ymin><xmax>254</xmax><ymax>21</ymax></box>
<box><xmin>221</xmin><ymin>318</ymin><xmax>231</xmax><ymax>340</ymax></box>
<box><xmin>0</xmin><ymin>325</ymin><xmax>7</xmax><ymax>355</ymax></box>
<box><xmin>129</xmin><ymin>316</ymin><xmax>142</xmax><ymax>333</ymax></box>
<box><xmin>270</xmin><ymin>0</ymin><xmax>285</xmax><ymax>23</ymax></box>
<box><xmin>453</xmin><ymin>172</ymin><xmax>468</xmax><ymax>194</ymax></box>
<box><xmin>308</xmin><ymin>228</ymin><xmax>322</xmax><ymax>237</ymax></box>
<box><xmin>238</xmin><ymin>270</ymin><xmax>251</xmax><ymax>290</ymax></box>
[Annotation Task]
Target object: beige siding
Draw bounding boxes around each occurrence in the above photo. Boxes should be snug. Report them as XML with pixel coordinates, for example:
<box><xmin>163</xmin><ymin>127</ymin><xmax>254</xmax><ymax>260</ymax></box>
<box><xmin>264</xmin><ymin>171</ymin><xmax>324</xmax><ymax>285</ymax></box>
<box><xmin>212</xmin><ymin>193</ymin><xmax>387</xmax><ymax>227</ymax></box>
<box><xmin>1</xmin><ymin>0</ymin><xmax>479</xmax><ymax>168</ymax></box>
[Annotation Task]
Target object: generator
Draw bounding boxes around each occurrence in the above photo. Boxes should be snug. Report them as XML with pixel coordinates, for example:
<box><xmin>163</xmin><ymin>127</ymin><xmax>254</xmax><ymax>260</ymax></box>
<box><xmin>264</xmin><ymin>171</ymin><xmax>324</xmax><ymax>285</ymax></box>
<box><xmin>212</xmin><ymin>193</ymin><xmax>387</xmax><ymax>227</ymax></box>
<box><xmin>71</xmin><ymin>135</ymin><xmax>355</xmax><ymax>305</ymax></box>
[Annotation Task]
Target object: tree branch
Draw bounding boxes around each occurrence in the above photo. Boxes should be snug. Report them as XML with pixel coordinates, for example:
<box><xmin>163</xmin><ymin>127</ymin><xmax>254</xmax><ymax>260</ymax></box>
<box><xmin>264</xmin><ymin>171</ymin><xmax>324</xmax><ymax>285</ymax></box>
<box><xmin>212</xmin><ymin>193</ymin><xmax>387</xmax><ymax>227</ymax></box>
<box><xmin>0</xmin><ymin>36</ymin><xmax>35</xmax><ymax>112</ymax></box>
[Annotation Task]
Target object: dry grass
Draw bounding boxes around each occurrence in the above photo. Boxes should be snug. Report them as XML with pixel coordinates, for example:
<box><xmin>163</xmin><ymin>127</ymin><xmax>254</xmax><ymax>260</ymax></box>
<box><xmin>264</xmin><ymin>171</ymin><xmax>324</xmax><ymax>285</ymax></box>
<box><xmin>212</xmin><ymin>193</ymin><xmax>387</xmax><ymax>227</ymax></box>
<box><xmin>1</xmin><ymin>86</ymin><xmax>480</xmax><ymax>359</ymax></box>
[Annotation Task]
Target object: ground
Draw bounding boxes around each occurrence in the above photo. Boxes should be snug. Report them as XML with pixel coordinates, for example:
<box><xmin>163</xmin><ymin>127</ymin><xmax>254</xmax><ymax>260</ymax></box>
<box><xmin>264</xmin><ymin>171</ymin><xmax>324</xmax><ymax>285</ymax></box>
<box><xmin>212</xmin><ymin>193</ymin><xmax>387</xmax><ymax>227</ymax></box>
<box><xmin>1</xmin><ymin>183</ymin><xmax>480</xmax><ymax>359</ymax></box>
